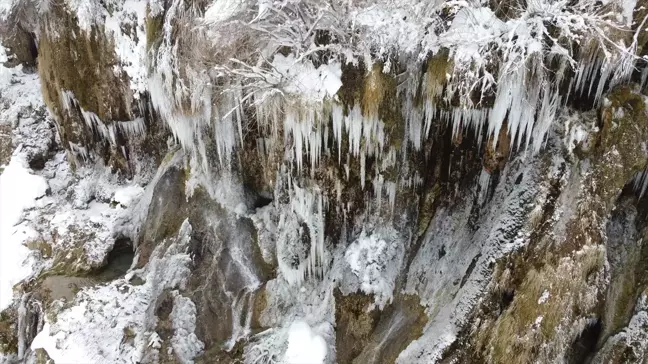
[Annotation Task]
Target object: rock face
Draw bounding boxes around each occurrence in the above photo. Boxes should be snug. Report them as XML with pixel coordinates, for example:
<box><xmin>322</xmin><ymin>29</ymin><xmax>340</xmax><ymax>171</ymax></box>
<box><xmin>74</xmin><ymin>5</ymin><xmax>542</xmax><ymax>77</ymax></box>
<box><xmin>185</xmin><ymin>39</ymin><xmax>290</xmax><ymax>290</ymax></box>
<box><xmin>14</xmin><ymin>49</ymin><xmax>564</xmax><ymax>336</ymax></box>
<box><xmin>0</xmin><ymin>0</ymin><xmax>648</xmax><ymax>364</ymax></box>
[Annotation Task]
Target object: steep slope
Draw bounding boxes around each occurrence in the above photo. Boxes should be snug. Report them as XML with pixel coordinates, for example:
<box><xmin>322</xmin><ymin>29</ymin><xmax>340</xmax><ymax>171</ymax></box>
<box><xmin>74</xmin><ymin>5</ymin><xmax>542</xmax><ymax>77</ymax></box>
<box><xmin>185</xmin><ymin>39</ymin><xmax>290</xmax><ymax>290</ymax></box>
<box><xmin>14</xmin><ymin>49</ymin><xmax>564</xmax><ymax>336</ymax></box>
<box><xmin>0</xmin><ymin>0</ymin><xmax>647</xmax><ymax>363</ymax></box>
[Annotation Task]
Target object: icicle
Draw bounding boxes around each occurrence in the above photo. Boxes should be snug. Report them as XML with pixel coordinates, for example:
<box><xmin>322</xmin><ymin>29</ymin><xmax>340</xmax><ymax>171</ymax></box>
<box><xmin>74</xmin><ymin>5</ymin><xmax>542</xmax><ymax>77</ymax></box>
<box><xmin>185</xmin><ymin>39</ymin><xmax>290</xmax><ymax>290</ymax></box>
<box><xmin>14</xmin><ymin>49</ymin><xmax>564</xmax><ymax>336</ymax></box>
<box><xmin>282</xmin><ymin>103</ymin><xmax>328</xmax><ymax>173</ymax></box>
<box><xmin>360</xmin><ymin>150</ymin><xmax>366</xmax><ymax>189</ymax></box>
<box><xmin>478</xmin><ymin>168</ymin><xmax>491</xmax><ymax>204</ymax></box>
<box><xmin>385</xmin><ymin>181</ymin><xmax>397</xmax><ymax>213</ymax></box>
<box><xmin>488</xmin><ymin>71</ymin><xmax>514</xmax><ymax>148</ymax></box>
<box><xmin>332</xmin><ymin>104</ymin><xmax>344</xmax><ymax>164</ymax></box>
<box><xmin>373</xmin><ymin>174</ymin><xmax>384</xmax><ymax>210</ymax></box>
<box><xmin>632</xmin><ymin>168</ymin><xmax>648</xmax><ymax>198</ymax></box>
<box><xmin>532</xmin><ymin>90</ymin><xmax>560</xmax><ymax>153</ymax></box>
<box><xmin>345</xmin><ymin>105</ymin><xmax>363</xmax><ymax>157</ymax></box>
<box><xmin>287</xmin><ymin>183</ymin><xmax>328</xmax><ymax>284</ymax></box>
<box><xmin>116</xmin><ymin>118</ymin><xmax>147</xmax><ymax>138</ymax></box>
<box><xmin>424</xmin><ymin>100</ymin><xmax>437</xmax><ymax>138</ymax></box>
<box><xmin>405</xmin><ymin>98</ymin><xmax>424</xmax><ymax>151</ymax></box>
<box><xmin>68</xmin><ymin>142</ymin><xmax>89</xmax><ymax>162</ymax></box>
<box><xmin>213</xmin><ymin>90</ymin><xmax>239</xmax><ymax>165</ymax></box>
<box><xmin>17</xmin><ymin>293</ymin><xmax>28</xmax><ymax>360</ymax></box>
<box><xmin>59</xmin><ymin>89</ymin><xmax>146</xmax><ymax>149</ymax></box>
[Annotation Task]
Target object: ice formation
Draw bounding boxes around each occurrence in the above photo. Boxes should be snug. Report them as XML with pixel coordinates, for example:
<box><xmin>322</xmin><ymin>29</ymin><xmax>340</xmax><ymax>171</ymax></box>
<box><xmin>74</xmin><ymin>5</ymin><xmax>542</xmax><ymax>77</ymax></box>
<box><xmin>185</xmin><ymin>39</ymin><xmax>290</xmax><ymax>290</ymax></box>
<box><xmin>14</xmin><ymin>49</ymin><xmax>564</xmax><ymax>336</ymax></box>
<box><xmin>1</xmin><ymin>0</ymin><xmax>647</xmax><ymax>362</ymax></box>
<box><xmin>344</xmin><ymin>229</ymin><xmax>405</xmax><ymax>309</ymax></box>
<box><xmin>60</xmin><ymin>90</ymin><xmax>146</xmax><ymax>148</ymax></box>
<box><xmin>276</xmin><ymin>182</ymin><xmax>328</xmax><ymax>286</ymax></box>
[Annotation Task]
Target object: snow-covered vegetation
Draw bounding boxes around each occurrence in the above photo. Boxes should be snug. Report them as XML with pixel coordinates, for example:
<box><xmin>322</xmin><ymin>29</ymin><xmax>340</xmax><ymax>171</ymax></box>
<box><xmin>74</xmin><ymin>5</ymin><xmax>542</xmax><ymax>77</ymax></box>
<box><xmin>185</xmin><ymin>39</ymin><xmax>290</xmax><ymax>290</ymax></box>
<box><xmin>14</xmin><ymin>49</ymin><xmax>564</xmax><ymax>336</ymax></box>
<box><xmin>0</xmin><ymin>0</ymin><xmax>647</xmax><ymax>362</ymax></box>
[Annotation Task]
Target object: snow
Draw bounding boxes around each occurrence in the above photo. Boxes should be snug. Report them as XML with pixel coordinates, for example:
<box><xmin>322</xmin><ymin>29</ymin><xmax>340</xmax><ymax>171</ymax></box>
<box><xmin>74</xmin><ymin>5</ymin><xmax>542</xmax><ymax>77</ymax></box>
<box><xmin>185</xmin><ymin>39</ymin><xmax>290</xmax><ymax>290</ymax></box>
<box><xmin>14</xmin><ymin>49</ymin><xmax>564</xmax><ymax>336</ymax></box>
<box><xmin>64</xmin><ymin>0</ymin><xmax>105</xmax><ymax>32</ymax></box>
<box><xmin>344</xmin><ymin>229</ymin><xmax>404</xmax><ymax>309</ymax></box>
<box><xmin>113</xmin><ymin>185</ymin><xmax>145</xmax><ymax>207</ymax></box>
<box><xmin>283</xmin><ymin>321</ymin><xmax>327</xmax><ymax>364</ymax></box>
<box><xmin>170</xmin><ymin>293</ymin><xmax>205</xmax><ymax>363</ymax></box>
<box><xmin>0</xmin><ymin>46</ymin><xmax>44</xmax><ymax>126</ymax></box>
<box><xmin>0</xmin><ymin>154</ymin><xmax>48</xmax><ymax>311</ymax></box>
<box><xmin>443</xmin><ymin>7</ymin><xmax>506</xmax><ymax>65</ymax></box>
<box><xmin>564</xmin><ymin>114</ymin><xmax>593</xmax><ymax>156</ymax></box>
<box><xmin>104</xmin><ymin>0</ymin><xmax>149</xmax><ymax>98</ymax></box>
<box><xmin>351</xmin><ymin>2</ymin><xmax>435</xmax><ymax>58</ymax></box>
<box><xmin>0</xmin><ymin>0</ymin><xmax>18</xmax><ymax>17</ymax></box>
<box><xmin>204</xmin><ymin>0</ymin><xmax>246</xmax><ymax>24</ymax></box>
<box><xmin>31</xmin><ymin>219</ymin><xmax>202</xmax><ymax>363</ymax></box>
<box><xmin>538</xmin><ymin>289</ymin><xmax>550</xmax><ymax>305</ymax></box>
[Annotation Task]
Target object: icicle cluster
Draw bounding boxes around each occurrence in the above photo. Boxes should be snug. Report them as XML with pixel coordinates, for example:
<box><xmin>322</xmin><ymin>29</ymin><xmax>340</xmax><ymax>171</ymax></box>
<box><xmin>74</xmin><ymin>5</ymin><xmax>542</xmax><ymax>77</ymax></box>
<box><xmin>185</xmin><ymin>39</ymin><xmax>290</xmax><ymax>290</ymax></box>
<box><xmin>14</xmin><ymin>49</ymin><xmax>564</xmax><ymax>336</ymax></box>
<box><xmin>137</xmin><ymin>0</ymin><xmax>646</xmax><ymax>289</ymax></box>
<box><xmin>276</xmin><ymin>178</ymin><xmax>327</xmax><ymax>286</ymax></box>
<box><xmin>60</xmin><ymin>90</ymin><xmax>146</xmax><ymax>148</ymax></box>
<box><xmin>144</xmin><ymin>0</ymin><xmax>646</xmax><ymax>183</ymax></box>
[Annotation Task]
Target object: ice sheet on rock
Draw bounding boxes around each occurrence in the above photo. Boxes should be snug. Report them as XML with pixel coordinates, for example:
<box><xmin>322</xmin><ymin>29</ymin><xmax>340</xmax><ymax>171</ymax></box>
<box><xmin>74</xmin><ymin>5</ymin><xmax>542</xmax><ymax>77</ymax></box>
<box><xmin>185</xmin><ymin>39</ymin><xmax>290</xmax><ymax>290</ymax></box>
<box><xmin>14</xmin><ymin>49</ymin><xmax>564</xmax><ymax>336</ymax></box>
<box><xmin>276</xmin><ymin>182</ymin><xmax>327</xmax><ymax>286</ymax></box>
<box><xmin>398</xmin><ymin>148</ymin><xmax>567</xmax><ymax>363</ymax></box>
<box><xmin>245</xmin><ymin>274</ymin><xmax>336</xmax><ymax>364</ymax></box>
<box><xmin>632</xmin><ymin>167</ymin><xmax>648</xmax><ymax>198</ymax></box>
<box><xmin>171</xmin><ymin>293</ymin><xmax>205</xmax><ymax>363</ymax></box>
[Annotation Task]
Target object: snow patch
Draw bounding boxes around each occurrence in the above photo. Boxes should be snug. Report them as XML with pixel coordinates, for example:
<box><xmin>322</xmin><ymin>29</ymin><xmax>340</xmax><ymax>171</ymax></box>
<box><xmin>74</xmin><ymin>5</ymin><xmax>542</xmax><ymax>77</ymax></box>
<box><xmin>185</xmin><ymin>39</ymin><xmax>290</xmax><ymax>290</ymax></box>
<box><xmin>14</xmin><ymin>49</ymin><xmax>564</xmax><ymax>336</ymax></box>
<box><xmin>31</xmin><ymin>219</ymin><xmax>202</xmax><ymax>363</ymax></box>
<box><xmin>344</xmin><ymin>229</ymin><xmax>404</xmax><ymax>309</ymax></box>
<box><xmin>284</xmin><ymin>321</ymin><xmax>327</xmax><ymax>364</ymax></box>
<box><xmin>538</xmin><ymin>289</ymin><xmax>550</xmax><ymax>305</ymax></box>
<box><xmin>113</xmin><ymin>185</ymin><xmax>145</xmax><ymax>207</ymax></box>
<box><xmin>0</xmin><ymin>154</ymin><xmax>48</xmax><ymax>311</ymax></box>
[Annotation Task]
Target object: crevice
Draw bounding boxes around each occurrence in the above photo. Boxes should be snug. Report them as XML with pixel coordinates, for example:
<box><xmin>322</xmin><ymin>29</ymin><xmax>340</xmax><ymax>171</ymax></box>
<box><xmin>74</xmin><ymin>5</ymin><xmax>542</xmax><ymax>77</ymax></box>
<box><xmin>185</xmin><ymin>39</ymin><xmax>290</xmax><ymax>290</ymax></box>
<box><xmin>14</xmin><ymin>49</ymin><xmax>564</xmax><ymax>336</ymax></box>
<box><xmin>96</xmin><ymin>238</ymin><xmax>134</xmax><ymax>281</ymax></box>
<box><xmin>459</xmin><ymin>253</ymin><xmax>481</xmax><ymax>289</ymax></box>
<box><xmin>253</xmin><ymin>193</ymin><xmax>273</xmax><ymax>209</ymax></box>
<box><xmin>499</xmin><ymin>289</ymin><xmax>514</xmax><ymax>314</ymax></box>
<box><xmin>564</xmin><ymin>318</ymin><xmax>602</xmax><ymax>364</ymax></box>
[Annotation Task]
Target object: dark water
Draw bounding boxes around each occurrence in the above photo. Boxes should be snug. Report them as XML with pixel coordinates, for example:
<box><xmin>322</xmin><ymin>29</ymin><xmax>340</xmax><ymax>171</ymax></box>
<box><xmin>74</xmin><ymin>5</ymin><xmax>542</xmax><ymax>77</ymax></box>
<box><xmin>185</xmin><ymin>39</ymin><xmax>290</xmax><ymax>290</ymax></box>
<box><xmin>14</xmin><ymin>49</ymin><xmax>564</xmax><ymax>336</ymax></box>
<box><xmin>41</xmin><ymin>238</ymin><xmax>135</xmax><ymax>301</ymax></box>
<box><xmin>95</xmin><ymin>238</ymin><xmax>135</xmax><ymax>282</ymax></box>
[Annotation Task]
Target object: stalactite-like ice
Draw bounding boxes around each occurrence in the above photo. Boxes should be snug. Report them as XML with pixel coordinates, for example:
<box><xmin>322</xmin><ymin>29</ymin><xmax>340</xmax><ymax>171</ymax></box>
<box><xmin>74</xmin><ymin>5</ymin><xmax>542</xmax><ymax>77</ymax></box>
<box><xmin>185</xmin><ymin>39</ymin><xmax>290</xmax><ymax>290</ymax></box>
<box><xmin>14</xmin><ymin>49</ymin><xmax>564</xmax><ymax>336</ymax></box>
<box><xmin>276</xmin><ymin>180</ymin><xmax>328</xmax><ymax>286</ymax></box>
<box><xmin>59</xmin><ymin>89</ymin><xmax>146</xmax><ymax>151</ymax></box>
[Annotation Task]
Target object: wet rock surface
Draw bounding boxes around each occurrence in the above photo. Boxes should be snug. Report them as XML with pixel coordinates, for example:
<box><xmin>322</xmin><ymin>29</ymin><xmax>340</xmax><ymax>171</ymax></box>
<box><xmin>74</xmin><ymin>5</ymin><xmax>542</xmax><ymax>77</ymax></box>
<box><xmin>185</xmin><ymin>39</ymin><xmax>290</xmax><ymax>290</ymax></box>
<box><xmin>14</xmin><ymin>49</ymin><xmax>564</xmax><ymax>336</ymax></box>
<box><xmin>0</xmin><ymin>0</ymin><xmax>648</xmax><ymax>363</ymax></box>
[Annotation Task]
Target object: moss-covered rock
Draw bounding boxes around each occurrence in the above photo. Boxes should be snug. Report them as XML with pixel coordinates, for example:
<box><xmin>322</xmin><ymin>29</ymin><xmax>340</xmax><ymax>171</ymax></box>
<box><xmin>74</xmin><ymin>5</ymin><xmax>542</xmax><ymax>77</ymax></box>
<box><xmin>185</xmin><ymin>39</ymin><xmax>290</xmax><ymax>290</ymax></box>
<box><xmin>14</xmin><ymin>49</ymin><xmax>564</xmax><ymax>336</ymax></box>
<box><xmin>334</xmin><ymin>290</ymin><xmax>382</xmax><ymax>363</ymax></box>
<box><xmin>350</xmin><ymin>294</ymin><xmax>428</xmax><ymax>364</ymax></box>
<box><xmin>33</xmin><ymin>347</ymin><xmax>53</xmax><ymax>364</ymax></box>
<box><xmin>0</xmin><ymin>123</ymin><xmax>12</xmax><ymax>166</ymax></box>
<box><xmin>37</xmin><ymin>3</ymin><xmax>137</xmax><ymax>166</ymax></box>
<box><xmin>0</xmin><ymin>306</ymin><xmax>18</xmax><ymax>355</ymax></box>
<box><xmin>145</xmin><ymin>5</ymin><xmax>164</xmax><ymax>52</ymax></box>
<box><xmin>438</xmin><ymin>86</ymin><xmax>648</xmax><ymax>363</ymax></box>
